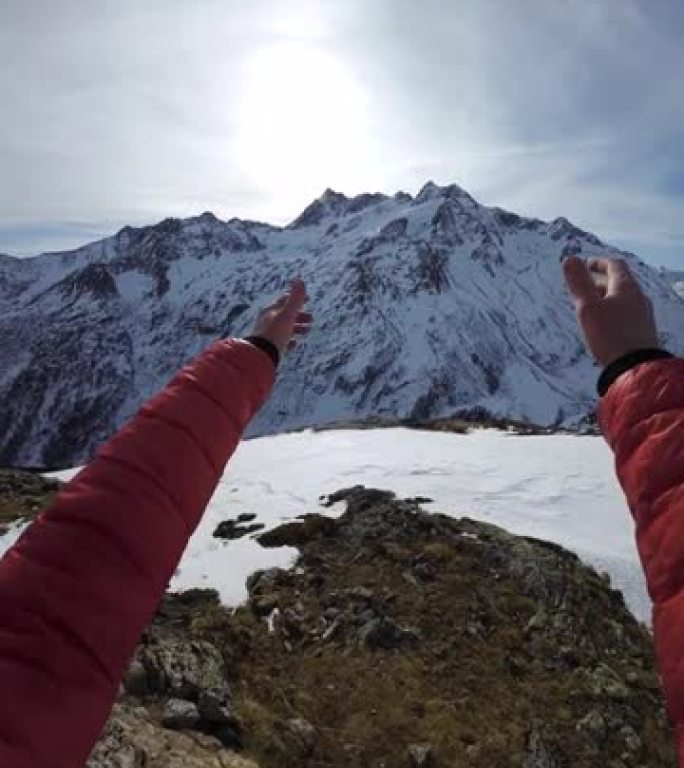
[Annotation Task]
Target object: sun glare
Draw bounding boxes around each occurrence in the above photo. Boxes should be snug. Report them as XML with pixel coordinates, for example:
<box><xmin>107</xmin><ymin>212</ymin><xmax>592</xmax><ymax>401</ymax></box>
<box><xmin>235</xmin><ymin>43</ymin><xmax>370</xmax><ymax>206</ymax></box>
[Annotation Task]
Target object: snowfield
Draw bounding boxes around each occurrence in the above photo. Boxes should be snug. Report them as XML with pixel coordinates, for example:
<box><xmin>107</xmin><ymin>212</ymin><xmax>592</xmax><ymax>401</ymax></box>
<box><xmin>7</xmin><ymin>428</ymin><xmax>648</xmax><ymax>624</ymax></box>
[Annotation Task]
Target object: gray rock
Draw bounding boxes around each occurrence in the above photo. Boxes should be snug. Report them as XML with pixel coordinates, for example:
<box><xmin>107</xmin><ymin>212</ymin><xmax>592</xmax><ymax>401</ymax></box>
<box><xmin>88</xmin><ymin>702</ymin><xmax>257</xmax><ymax>767</ymax></box>
<box><xmin>525</xmin><ymin>608</ymin><xmax>549</xmax><ymax>632</ymax></box>
<box><xmin>321</xmin><ymin>615</ymin><xmax>345</xmax><ymax>642</ymax></box>
<box><xmin>246</xmin><ymin>567</ymin><xmax>291</xmax><ymax>595</ymax></box>
<box><xmin>213</xmin><ymin>519</ymin><xmax>264</xmax><ymax>540</ymax></box>
<box><xmin>588</xmin><ymin>663</ymin><xmax>631</xmax><ymax>702</ymax></box>
<box><xmin>620</xmin><ymin>725</ymin><xmax>642</xmax><ymax>753</ymax></box>
<box><xmin>197</xmin><ymin>689</ymin><xmax>237</xmax><ymax>725</ymax></box>
<box><xmin>122</xmin><ymin>660</ymin><xmax>150</xmax><ymax>698</ymax></box>
<box><xmin>213</xmin><ymin>723</ymin><xmax>243</xmax><ymax>750</ymax></box>
<box><xmin>402</xmin><ymin>569</ymin><xmax>421</xmax><ymax>588</ymax></box>
<box><xmin>408</xmin><ymin>743</ymin><xmax>433</xmax><ymax>767</ymax></box>
<box><xmin>625</xmin><ymin>671</ymin><xmax>640</xmax><ymax>685</ymax></box>
<box><xmin>576</xmin><ymin>711</ymin><xmax>607</xmax><ymax>746</ymax></box>
<box><xmin>135</xmin><ymin>638</ymin><xmax>226</xmax><ymax>700</ymax></box>
<box><xmin>281</xmin><ymin>718</ymin><xmax>317</xmax><ymax>757</ymax></box>
<box><xmin>412</xmin><ymin>560</ymin><xmax>437</xmax><ymax>581</ymax></box>
<box><xmin>343</xmin><ymin>586</ymin><xmax>374</xmax><ymax>602</ymax></box>
<box><xmin>162</xmin><ymin>699</ymin><xmax>200</xmax><ymax>730</ymax></box>
<box><xmin>359</xmin><ymin>617</ymin><xmax>420</xmax><ymax>650</ymax></box>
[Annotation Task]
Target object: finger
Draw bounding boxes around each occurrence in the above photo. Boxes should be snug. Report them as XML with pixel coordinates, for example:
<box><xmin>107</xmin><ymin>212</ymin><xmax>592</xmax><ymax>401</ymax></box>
<box><xmin>282</xmin><ymin>279</ymin><xmax>308</xmax><ymax>318</ymax></box>
<box><xmin>297</xmin><ymin>311</ymin><xmax>314</xmax><ymax>324</ymax></box>
<box><xmin>563</xmin><ymin>257</ymin><xmax>601</xmax><ymax>305</ymax></box>
<box><xmin>586</xmin><ymin>259</ymin><xmax>609</xmax><ymax>294</ymax></box>
<box><xmin>293</xmin><ymin>322</ymin><xmax>312</xmax><ymax>335</ymax></box>
<box><xmin>288</xmin><ymin>339</ymin><xmax>298</xmax><ymax>351</ymax></box>
<box><xmin>588</xmin><ymin>256</ymin><xmax>634</xmax><ymax>279</ymax></box>
<box><xmin>271</xmin><ymin>295</ymin><xmax>289</xmax><ymax>310</ymax></box>
<box><xmin>605</xmin><ymin>258</ymin><xmax>638</xmax><ymax>297</ymax></box>
<box><xmin>587</xmin><ymin>258</ymin><xmax>608</xmax><ymax>274</ymax></box>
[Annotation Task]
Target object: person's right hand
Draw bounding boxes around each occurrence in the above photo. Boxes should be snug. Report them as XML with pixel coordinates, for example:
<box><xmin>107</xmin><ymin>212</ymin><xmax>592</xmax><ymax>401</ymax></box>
<box><xmin>250</xmin><ymin>279</ymin><xmax>313</xmax><ymax>354</ymax></box>
<box><xmin>563</xmin><ymin>256</ymin><xmax>659</xmax><ymax>367</ymax></box>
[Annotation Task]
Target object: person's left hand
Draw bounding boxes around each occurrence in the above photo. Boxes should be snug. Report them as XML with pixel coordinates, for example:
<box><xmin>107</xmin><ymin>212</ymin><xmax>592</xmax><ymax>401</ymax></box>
<box><xmin>251</xmin><ymin>279</ymin><xmax>313</xmax><ymax>354</ymax></box>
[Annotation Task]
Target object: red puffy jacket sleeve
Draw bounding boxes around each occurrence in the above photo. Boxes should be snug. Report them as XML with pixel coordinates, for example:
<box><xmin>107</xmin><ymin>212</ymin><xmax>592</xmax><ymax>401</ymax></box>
<box><xmin>0</xmin><ymin>339</ymin><xmax>275</xmax><ymax>768</ymax></box>
<box><xmin>599</xmin><ymin>357</ymin><xmax>684</xmax><ymax>762</ymax></box>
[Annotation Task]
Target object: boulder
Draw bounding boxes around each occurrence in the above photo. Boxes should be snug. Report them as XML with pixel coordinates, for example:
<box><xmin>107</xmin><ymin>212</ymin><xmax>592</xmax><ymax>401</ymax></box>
<box><xmin>213</xmin><ymin>520</ymin><xmax>264</xmax><ymax>540</ymax></box>
<box><xmin>129</xmin><ymin>638</ymin><xmax>226</xmax><ymax>700</ymax></box>
<box><xmin>88</xmin><ymin>704</ymin><xmax>259</xmax><ymax>768</ymax></box>
<box><xmin>162</xmin><ymin>699</ymin><xmax>200</xmax><ymax>731</ymax></box>
<box><xmin>359</xmin><ymin>617</ymin><xmax>420</xmax><ymax>650</ymax></box>
<box><xmin>198</xmin><ymin>689</ymin><xmax>239</xmax><ymax>726</ymax></box>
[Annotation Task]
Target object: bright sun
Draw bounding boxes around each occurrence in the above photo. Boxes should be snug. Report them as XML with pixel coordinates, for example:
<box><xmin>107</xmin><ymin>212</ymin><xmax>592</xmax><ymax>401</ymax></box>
<box><xmin>235</xmin><ymin>42</ymin><xmax>370</xmax><ymax>206</ymax></box>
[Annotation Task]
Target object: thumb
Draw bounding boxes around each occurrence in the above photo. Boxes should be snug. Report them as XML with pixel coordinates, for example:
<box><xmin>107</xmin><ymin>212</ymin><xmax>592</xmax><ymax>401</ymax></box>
<box><xmin>282</xmin><ymin>279</ymin><xmax>307</xmax><ymax>317</ymax></box>
<box><xmin>563</xmin><ymin>256</ymin><xmax>600</xmax><ymax>306</ymax></box>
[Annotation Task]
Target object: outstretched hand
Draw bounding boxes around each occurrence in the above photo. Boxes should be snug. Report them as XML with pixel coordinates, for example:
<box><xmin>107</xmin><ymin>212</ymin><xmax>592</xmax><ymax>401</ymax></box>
<box><xmin>251</xmin><ymin>279</ymin><xmax>313</xmax><ymax>354</ymax></box>
<box><xmin>563</xmin><ymin>256</ymin><xmax>659</xmax><ymax>367</ymax></box>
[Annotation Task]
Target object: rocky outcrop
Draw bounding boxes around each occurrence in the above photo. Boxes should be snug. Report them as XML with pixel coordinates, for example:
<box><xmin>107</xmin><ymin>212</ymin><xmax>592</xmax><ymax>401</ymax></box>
<box><xmin>79</xmin><ymin>487</ymin><xmax>676</xmax><ymax>767</ymax></box>
<box><xmin>0</xmin><ymin>468</ymin><xmax>61</xmax><ymax>532</ymax></box>
<box><xmin>213</xmin><ymin>514</ymin><xmax>264</xmax><ymax>540</ymax></box>
<box><xmin>88</xmin><ymin>704</ymin><xmax>258</xmax><ymax>768</ymax></box>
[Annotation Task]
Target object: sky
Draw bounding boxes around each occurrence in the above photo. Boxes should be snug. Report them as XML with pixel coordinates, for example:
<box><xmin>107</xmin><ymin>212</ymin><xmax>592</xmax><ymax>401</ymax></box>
<box><xmin>1</xmin><ymin>0</ymin><xmax>684</xmax><ymax>267</ymax></box>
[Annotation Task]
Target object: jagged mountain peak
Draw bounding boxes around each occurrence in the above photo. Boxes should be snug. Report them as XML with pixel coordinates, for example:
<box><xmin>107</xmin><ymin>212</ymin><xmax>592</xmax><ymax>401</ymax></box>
<box><xmin>547</xmin><ymin>216</ymin><xmax>603</xmax><ymax>246</ymax></box>
<box><xmin>414</xmin><ymin>180</ymin><xmax>474</xmax><ymax>205</ymax></box>
<box><xmin>291</xmin><ymin>188</ymin><xmax>390</xmax><ymax>229</ymax></box>
<box><xmin>185</xmin><ymin>211</ymin><xmax>224</xmax><ymax>228</ymax></box>
<box><xmin>1</xmin><ymin>179</ymin><xmax>682</xmax><ymax>468</ymax></box>
<box><xmin>319</xmin><ymin>187</ymin><xmax>348</xmax><ymax>204</ymax></box>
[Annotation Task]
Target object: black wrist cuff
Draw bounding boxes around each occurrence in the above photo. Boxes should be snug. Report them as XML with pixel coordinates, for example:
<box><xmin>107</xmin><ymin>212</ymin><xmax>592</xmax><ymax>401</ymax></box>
<box><xmin>597</xmin><ymin>348</ymin><xmax>674</xmax><ymax>397</ymax></box>
<box><xmin>244</xmin><ymin>336</ymin><xmax>280</xmax><ymax>369</ymax></box>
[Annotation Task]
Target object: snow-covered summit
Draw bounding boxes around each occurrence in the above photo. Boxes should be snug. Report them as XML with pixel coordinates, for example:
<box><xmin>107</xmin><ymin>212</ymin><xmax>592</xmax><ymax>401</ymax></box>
<box><xmin>290</xmin><ymin>187</ymin><xmax>391</xmax><ymax>229</ymax></box>
<box><xmin>413</xmin><ymin>180</ymin><xmax>472</xmax><ymax>205</ymax></box>
<box><xmin>1</xmin><ymin>180</ymin><xmax>682</xmax><ymax>467</ymax></box>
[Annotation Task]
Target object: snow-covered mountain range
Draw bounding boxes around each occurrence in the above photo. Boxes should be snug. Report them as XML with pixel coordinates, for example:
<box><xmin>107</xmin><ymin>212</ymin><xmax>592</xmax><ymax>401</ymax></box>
<box><xmin>1</xmin><ymin>180</ymin><xmax>682</xmax><ymax>468</ymax></box>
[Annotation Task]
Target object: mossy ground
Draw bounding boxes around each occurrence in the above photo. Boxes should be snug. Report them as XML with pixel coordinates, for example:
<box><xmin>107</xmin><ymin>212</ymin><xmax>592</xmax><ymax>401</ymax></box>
<box><xmin>0</xmin><ymin>468</ymin><xmax>61</xmax><ymax>530</ymax></box>
<box><xmin>187</xmin><ymin>490</ymin><xmax>675</xmax><ymax>768</ymax></box>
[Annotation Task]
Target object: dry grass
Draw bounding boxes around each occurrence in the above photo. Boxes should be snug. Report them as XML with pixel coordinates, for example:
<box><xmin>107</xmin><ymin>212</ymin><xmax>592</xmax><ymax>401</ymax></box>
<box><xmin>188</xmin><ymin>496</ymin><xmax>674</xmax><ymax>767</ymax></box>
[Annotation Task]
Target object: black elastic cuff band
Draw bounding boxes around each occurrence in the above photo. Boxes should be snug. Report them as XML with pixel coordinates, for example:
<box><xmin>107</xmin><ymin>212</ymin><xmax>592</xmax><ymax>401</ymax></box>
<box><xmin>597</xmin><ymin>348</ymin><xmax>674</xmax><ymax>397</ymax></box>
<box><xmin>244</xmin><ymin>336</ymin><xmax>280</xmax><ymax>369</ymax></box>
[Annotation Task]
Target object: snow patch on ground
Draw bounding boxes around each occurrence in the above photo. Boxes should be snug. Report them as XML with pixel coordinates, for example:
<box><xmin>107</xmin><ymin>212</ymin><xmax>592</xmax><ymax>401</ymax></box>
<box><xmin>6</xmin><ymin>429</ymin><xmax>649</xmax><ymax>622</ymax></box>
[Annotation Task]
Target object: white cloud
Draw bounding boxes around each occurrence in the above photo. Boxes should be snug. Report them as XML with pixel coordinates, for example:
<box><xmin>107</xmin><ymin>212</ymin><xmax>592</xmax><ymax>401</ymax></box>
<box><xmin>1</xmin><ymin>0</ymin><xmax>683</xmax><ymax>266</ymax></box>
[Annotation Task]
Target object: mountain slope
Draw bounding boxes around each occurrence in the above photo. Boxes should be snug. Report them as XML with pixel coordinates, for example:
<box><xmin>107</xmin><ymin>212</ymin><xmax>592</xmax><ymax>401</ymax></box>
<box><xmin>660</xmin><ymin>267</ymin><xmax>684</xmax><ymax>299</ymax></box>
<box><xmin>1</xmin><ymin>181</ymin><xmax>682</xmax><ymax>467</ymax></box>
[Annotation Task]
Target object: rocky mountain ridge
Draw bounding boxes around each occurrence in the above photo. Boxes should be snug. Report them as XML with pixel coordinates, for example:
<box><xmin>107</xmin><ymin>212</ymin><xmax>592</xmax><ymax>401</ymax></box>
<box><xmin>1</xmin><ymin>181</ymin><xmax>683</xmax><ymax>467</ymax></box>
